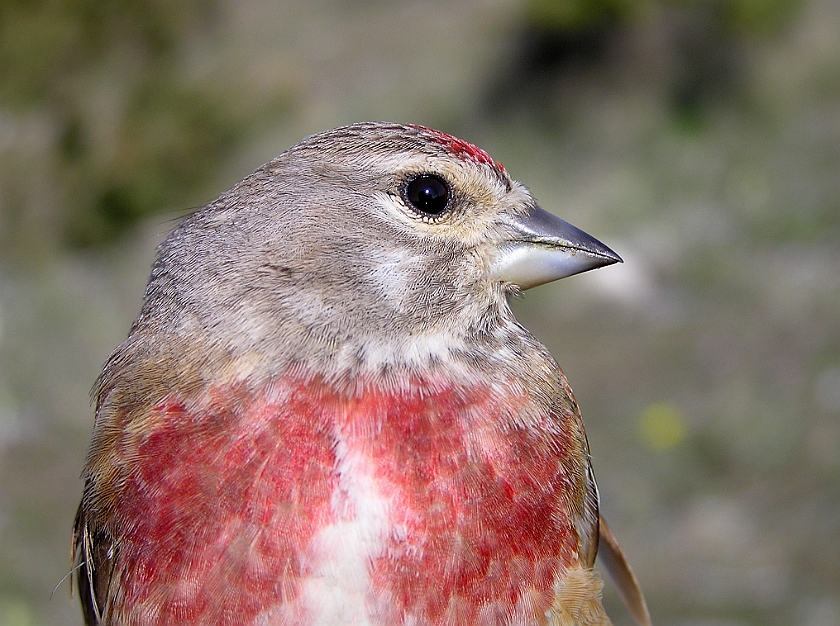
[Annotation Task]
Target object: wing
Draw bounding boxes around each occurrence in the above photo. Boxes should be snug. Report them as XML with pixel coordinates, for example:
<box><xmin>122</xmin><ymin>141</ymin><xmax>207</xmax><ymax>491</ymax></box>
<box><xmin>597</xmin><ymin>516</ymin><xmax>651</xmax><ymax>626</ymax></box>
<box><xmin>73</xmin><ymin>500</ymin><xmax>119</xmax><ymax>626</ymax></box>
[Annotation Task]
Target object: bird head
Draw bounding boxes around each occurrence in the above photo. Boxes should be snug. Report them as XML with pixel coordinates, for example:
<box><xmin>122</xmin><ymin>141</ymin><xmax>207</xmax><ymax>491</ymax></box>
<box><xmin>124</xmin><ymin>122</ymin><xmax>620</xmax><ymax>382</ymax></box>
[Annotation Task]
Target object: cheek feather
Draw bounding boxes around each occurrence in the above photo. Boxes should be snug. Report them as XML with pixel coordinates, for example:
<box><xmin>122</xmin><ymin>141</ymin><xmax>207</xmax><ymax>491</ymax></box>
<box><xmin>365</xmin><ymin>248</ymin><xmax>423</xmax><ymax>303</ymax></box>
<box><xmin>106</xmin><ymin>372</ymin><xmax>585</xmax><ymax>625</ymax></box>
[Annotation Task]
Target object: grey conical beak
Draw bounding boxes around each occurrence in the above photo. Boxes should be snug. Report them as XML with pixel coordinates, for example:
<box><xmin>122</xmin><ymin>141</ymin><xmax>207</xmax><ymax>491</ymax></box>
<box><xmin>489</xmin><ymin>205</ymin><xmax>622</xmax><ymax>290</ymax></box>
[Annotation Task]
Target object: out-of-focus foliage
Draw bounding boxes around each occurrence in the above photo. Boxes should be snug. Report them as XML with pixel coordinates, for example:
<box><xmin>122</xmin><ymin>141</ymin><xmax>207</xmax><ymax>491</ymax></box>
<box><xmin>0</xmin><ymin>0</ymin><xmax>287</xmax><ymax>251</ymax></box>
<box><xmin>526</xmin><ymin>0</ymin><xmax>803</xmax><ymax>33</ymax></box>
<box><xmin>490</xmin><ymin>0</ymin><xmax>804</xmax><ymax>132</ymax></box>
<box><xmin>0</xmin><ymin>0</ymin><xmax>212</xmax><ymax>105</ymax></box>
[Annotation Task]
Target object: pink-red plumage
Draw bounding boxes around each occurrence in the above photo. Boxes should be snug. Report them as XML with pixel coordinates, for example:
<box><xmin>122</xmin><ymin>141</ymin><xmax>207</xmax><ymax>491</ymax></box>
<box><xmin>105</xmin><ymin>373</ymin><xmax>586</xmax><ymax>624</ymax></box>
<box><xmin>411</xmin><ymin>125</ymin><xmax>505</xmax><ymax>172</ymax></box>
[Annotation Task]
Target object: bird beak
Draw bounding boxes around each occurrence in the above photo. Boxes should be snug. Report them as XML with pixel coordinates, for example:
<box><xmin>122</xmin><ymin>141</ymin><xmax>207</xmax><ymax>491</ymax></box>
<box><xmin>490</xmin><ymin>205</ymin><xmax>622</xmax><ymax>290</ymax></box>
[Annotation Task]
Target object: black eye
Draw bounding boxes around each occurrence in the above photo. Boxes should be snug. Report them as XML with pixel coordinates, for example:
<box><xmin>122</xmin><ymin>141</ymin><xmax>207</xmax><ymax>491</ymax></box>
<box><xmin>404</xmin><ymin>175</ymin><xmax>450</xmax><ymax>216</ymax></box>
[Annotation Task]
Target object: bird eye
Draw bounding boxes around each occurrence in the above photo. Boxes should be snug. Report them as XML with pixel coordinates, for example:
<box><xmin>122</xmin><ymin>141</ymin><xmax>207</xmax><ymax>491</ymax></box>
<box><xmin>404</xmin><ymin>175</ymin><xmax>450</xmax><ymax>216</ymax></box>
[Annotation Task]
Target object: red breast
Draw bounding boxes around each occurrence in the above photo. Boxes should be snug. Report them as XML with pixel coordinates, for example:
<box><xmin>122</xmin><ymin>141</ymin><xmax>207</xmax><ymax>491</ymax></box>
<box><xmin>106</xmin><ymin>372</ymin><xmax>587</xmax><ymax>625</ymax></box>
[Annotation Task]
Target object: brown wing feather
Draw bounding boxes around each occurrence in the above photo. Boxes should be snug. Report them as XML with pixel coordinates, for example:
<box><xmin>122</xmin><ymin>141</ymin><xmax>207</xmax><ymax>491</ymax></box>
<box><xmin>73</xmin><ymin>501</ymin><xmax>119</xmax><ymax>626</ymax></box>
<box><xmin>597</xmin><ymin>516</ymin><xmax>652</xmax><ymax>626</ymax></box>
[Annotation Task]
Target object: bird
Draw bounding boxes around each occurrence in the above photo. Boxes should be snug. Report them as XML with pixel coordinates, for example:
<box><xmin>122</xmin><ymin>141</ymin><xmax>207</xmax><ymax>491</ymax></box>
<box><xmin>73</xmin><ymin>122</ymin><xmax>650</xmax><ymax>626</ymax></box>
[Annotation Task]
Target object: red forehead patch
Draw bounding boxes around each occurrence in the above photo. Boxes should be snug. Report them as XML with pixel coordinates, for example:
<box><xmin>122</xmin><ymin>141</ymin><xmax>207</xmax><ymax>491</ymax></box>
<box><xmin>412</xmin><ymin>125</ymin><xmax>505</xmax><ymax>172</ymax></box>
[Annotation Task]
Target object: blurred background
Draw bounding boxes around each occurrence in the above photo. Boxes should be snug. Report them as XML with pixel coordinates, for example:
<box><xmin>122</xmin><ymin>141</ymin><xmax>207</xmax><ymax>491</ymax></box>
<box><xmin>1</xmin><ymin>0</ymin><xmax>838</xmax><ymax>624</ymax></box>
